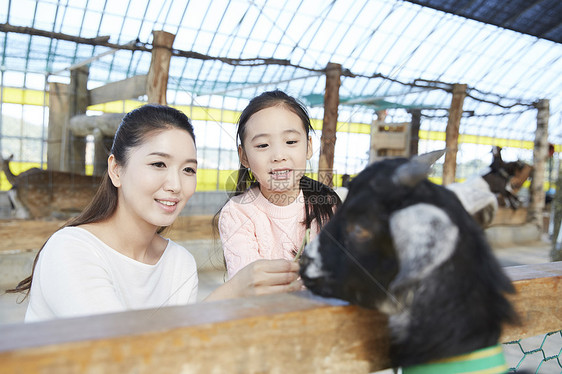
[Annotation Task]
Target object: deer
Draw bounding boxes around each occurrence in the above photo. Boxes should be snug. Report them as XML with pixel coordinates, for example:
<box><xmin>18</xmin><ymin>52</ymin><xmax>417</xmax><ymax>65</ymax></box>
<box><xmin>1</xmin><ymin>155</ymin><xmax>101</xmax><ymax>219</ymax></box>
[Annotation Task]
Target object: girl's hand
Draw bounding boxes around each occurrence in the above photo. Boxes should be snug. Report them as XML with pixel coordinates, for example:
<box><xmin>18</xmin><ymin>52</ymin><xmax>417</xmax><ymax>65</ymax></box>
<box><xmin>205</xmin><ymin>259</ymin><xmax>302</xmax><ymax>301</ymax></box>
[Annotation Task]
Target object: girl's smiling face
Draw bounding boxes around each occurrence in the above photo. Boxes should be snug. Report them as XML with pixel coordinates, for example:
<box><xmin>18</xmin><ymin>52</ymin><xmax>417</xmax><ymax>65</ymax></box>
<box><xmin>109</xmin><ymin>127</ymin><xmax>197</xmax><ymax>228</ymax></box>
<box><xmin>239</xmin><ymin>105</ymin><xmax>312</xmax><ymax>205</ymax></box>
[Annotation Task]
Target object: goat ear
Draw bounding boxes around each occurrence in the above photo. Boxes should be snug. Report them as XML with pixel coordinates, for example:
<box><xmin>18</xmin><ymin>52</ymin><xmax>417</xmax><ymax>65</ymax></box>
<box><xmin>392</xmin><ymin>149</ymin><xmax>446</xmax><ymax>187</ymax></box>
<box><xmin>388</xmin><ymin>203</ymin><xmax>458</xmax><ymax>292</ymax></box>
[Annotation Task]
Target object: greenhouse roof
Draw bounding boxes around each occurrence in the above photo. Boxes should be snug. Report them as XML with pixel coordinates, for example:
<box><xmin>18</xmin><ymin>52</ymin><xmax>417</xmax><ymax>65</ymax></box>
<box><xmin>1</xmin><ymin>0</ymin><xmax>561</xmax><ymax>143</ymax></box>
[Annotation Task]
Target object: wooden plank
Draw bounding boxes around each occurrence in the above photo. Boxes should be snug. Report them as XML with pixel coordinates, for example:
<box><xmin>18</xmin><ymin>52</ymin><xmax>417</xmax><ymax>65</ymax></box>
<box><xmin>69</xmin><ymin>113</ymin><xmax>124</xmax><ymax>137</ymax></box>
<box><xmin>0</xmin><ymin>219</ymin><xmax>63</xmax><ymax>252</ymax></box>
<box><xmin>318</xmin><ymin>62</ymin><xmax>341</xmax><ymax>187</ymax></box>
<box><xmin>490</xmin><ymin>207</ymin><xmax>528</xmax><ymax>226</ymax></box>
<box><xmin>370</xmin><ymin>120</ymin><xmax>410</xmax><ymax>160</ymax></box>
<box><xmin>0</xmin><ymin>262</ymin><xmax>559</xmax><ymax>373</ymax></box>
<box><xmin>502</xmin><ymin>262</ymin><xmax>562</xmax><ymax>341</ymax></box>
<box><xmin>166</xmin><ymin>215</ymin><xmax>216</xmax><ymax>241</ymax></box>
<box><xmin>89</xmin><ymin>75</ymin><xmax>147</xmax><ymax>106</ymax></box>
<box><xmin>371</xmin><ymin>123</ymin><xmax>410</xmax><ymax>150</ymax></box>
<box><xmin>442</xmin><ymin>84</ymin><xmax>467</xmax><ymax>185</ymax></box>
<box><xmin>373</xmin><ymin>132</ymin><xmax>406</xmax><ymax>149</ymax></box>
<box><xmin>0</xmin><ymin>293</ymin><xmax>391</xmax><ymax>374</ymax></box>
<box><xmin>0</xmin><ymin>216</ymin><xmax>216</xmax><ymax>252</ymax></box>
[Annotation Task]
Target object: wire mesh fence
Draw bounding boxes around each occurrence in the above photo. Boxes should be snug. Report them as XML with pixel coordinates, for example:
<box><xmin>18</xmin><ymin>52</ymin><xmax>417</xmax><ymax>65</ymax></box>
<box><xmin>504</xmin><ymin>330</ymin><xmax>562</xmax><ymax>373</ymax></box>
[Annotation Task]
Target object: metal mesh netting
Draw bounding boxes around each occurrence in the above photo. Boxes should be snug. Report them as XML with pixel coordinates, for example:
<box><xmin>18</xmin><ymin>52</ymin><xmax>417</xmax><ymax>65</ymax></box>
<box><xmin>504</xmin><ymin>330</ymin><xmax>562</xmax><ymax>373</ymax></box>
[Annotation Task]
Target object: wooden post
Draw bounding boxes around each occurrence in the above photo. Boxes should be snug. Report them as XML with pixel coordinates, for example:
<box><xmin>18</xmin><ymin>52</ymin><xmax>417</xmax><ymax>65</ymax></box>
<box><xmin>528</xmin><ymin>99</ymin><xmax>549</xmax><ymax>229</ymax></box>
<box><xmin>68</xmin><ymin>66</ymin><xmax>89</xmax><ymax>174</ymax></box>
<box><xmin>318</xmin><ymin>62</ymin><xmax>341</xmax><ymax>187</ymax></box>
<box><xmin>47</xmin><ymin>83</ymin><xmax>70</xmax><ymax>171</ymax></box>
<box><xmin>146</xmin><ymin>31</ymin><xmax>175</xmax><ymax>105</ymax></box>
<box><xmin>369</xmin><ymin>110</ymin><xmax>387</xmax><ymax>164</ymax></box>
<box><xmin>408</xmin><ymin>109</ymin><xmax>421</xmax><ymax>156</ymax></box>
<box><xmin>69</xmin><ymin>67</ymin><xmax>90</xmax><ymax>119</ymax></box>
<box><xmin>442</xmin><ymin>84</ymin><xmax>467</xmax><ymax>185</ymax></box>
<box><xmin>93</xmin><ymin>130</ymin><xmax>114</xmax><ymax>176</ymax></box>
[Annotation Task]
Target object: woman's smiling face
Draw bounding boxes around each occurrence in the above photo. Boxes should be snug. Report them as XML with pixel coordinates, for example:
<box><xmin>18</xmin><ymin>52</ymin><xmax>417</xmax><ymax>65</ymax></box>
<box><xmin>239</xmin><ymin>105</ymin><xmax>312</xmax><ymax>205</ymax></box>
<box><xmin>109</xmin><ymin>127</ymin><xmax>197</xmax><ymax>228</ymax></box>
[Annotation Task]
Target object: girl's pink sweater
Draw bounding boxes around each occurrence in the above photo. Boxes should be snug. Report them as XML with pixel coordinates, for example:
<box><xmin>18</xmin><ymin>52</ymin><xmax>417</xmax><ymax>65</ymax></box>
<box><xmin>219</xmin><ymin>186</ymin><xmax>318</xmax><ymax>278</ymax></box>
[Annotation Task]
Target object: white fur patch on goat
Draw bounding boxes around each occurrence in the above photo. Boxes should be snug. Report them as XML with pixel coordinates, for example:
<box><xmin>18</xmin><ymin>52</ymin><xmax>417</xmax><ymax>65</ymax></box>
<box><xmin>303</xmin><ymin>237</ymin><xmax>325</xmax><ymax>279</ymax></box>
<box><xmin>389</xmin><ymin>203</ymin><xmax>458</xmax><ymax>287</ymax></box>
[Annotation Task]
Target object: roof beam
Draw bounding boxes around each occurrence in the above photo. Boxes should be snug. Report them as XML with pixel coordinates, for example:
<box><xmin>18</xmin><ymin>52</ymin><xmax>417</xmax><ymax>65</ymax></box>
<box><xmin>0</xmin><ymin>23</ymin><xmax>295</xmax><ymax>68</ymax></box>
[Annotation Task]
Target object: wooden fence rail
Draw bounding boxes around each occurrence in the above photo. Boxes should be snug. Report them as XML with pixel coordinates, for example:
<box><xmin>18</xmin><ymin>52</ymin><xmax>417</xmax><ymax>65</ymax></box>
<box><xmin>0</xmin><ymin>262</ymin><xmax>560</xmax><ymax>373</ymax></box>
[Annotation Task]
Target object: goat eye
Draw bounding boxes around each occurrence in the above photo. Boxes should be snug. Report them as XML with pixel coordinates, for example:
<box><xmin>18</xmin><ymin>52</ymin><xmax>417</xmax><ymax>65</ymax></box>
<box><xmin>347</xmin><ymin>223</ymin><xmax>373</xmax><ymax>242</ymax></box>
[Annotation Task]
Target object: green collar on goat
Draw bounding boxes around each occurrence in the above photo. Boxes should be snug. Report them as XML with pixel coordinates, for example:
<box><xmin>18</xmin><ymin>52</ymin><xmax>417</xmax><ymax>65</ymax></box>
<box><xmin>402</xmin><ymin>344</ymin><xmax>508</xmax><ymax>374</ymax></box>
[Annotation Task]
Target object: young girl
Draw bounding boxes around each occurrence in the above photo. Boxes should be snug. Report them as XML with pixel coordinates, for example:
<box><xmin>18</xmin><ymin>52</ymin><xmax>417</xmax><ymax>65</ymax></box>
<box><xmin>7</xmin><ymin>104</ymin><xmax>301</xmax><ymax>322</ymax></box>
<box><xmin>219</xmin><ymin>90</ymin><xmax>341</xmax><ymax>278</ymax></box>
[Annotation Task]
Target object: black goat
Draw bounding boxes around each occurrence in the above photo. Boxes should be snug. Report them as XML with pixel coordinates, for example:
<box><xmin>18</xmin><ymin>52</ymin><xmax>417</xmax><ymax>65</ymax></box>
<box><xmin>300</xmin><ymin>151</ymin><xmax>518</xmax><ymax>372</ymax></box>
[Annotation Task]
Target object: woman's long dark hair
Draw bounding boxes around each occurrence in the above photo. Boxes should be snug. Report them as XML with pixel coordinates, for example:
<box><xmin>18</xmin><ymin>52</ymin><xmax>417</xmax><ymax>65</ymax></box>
<box><xmin>228</xmin><ymin>90</ymin><xmax>341</xmax><ymax>231</ymax></box>
<box><xmin>6</xmin><ymin>104</ymin><xmax>195</xmax><ymax>297</ymax></box>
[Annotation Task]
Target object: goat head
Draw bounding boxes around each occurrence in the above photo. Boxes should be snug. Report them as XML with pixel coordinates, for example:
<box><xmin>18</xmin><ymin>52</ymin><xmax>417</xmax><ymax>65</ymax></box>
<box><xmin>300</xmin><ymin>150</ymin><xmax>518</xmax><ymax>367</ymax></box>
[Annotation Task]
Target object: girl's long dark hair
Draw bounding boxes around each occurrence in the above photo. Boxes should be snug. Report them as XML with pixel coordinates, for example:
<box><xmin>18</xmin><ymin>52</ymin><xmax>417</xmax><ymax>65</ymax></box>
<box><xmin>299</xmin><ymin>175</ymin><xmax>341</xmax><ymax>230</ymax></box>
<box><xmin>218</xmin><ymin>90</ymin><xmax>341</xmax><ymax>232</ymax></box>
<box><xmin>6</xmin><ymin>104</ymin><xmax>195</xmax><ymax>297</ymax></box>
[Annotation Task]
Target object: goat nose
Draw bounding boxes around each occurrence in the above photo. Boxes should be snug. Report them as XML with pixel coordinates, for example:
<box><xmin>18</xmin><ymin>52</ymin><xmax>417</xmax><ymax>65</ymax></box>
<box><xmin>299</xmin><ymin>252</ymin><xmax>310</xmax><ymax>266</ymax></box>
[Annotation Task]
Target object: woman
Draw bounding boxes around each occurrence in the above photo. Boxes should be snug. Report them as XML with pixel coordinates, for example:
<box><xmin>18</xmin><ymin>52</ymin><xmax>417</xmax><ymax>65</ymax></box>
<box><xmin>7</xmin><ymin>104</ymin><xmax>301</xmax><ymax>322</ymax></box>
